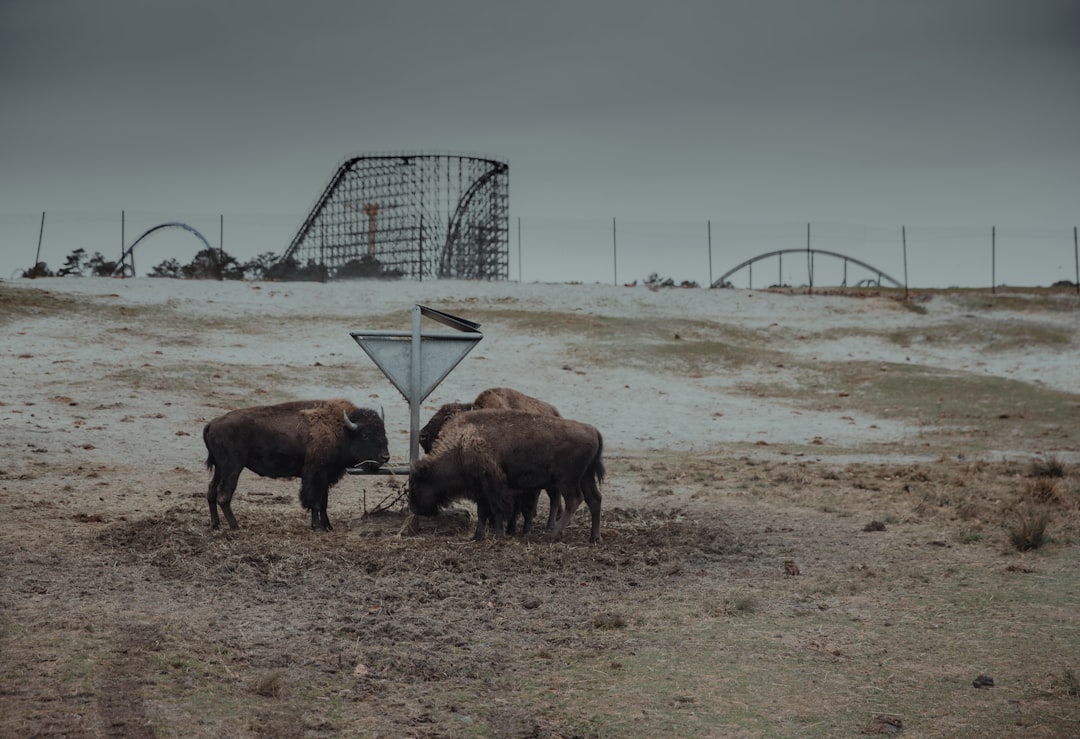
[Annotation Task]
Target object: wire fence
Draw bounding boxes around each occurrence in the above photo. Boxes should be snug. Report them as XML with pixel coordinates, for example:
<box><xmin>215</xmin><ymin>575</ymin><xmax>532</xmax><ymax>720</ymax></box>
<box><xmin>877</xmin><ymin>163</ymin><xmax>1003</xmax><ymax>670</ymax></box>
<box><xmin>3</xmin><ymin>210</ymin><xmax>1078</xmax><ymax>290</ymax></box>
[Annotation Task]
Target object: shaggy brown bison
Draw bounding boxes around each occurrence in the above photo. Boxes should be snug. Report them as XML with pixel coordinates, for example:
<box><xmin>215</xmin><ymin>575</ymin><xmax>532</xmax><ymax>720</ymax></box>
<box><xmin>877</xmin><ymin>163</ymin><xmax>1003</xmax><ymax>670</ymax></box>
<box><xmin>203</xmin><ymin>399</ymin><xmax>390</xmax><ymax>530</ymax></box>
<box><xmin>419</xmin><ymin>387</ymin><xmax>564</xmax><ymax>533</ymax></box>
<box><xmin>418</xmin><ymin>386</ymin><xmax>562</xmax><ymax>451</ymax></box>
<box><xmin>408</xmin><ymin>409</ymin><xmax>604</xmax><ymax>543</ymax></box>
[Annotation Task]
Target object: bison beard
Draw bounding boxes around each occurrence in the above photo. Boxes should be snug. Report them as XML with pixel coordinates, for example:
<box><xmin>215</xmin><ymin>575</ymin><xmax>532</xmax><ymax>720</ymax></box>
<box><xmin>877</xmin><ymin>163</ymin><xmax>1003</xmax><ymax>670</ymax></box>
<box><xmin>418</xmin><ymin>387</ymin><xmax>565</xmax><ymax>533</ymax></box>
<box><xmin>203</xmin><ymin>399</ymin><xmax>390</xmax><ymax>530</ymax></box>
<box><xmin>408</xmin><ymin>409</ymin><xmax>604</xmax><ymax>543</ymax></box>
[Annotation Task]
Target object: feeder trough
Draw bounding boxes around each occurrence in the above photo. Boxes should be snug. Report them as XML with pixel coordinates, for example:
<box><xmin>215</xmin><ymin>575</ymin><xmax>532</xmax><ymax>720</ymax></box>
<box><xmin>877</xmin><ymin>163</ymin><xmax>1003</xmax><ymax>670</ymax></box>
<box><xmin>348</xmin><ymin>304</ymin><xmax>482</xmax><ymax>475</ymax></box>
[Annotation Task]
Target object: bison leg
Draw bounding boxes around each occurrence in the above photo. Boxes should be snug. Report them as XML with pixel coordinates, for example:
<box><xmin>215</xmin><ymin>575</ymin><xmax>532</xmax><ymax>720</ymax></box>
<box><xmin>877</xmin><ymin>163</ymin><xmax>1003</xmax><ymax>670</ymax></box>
<box><xmin>513</xmin><ymin>489</ymin><xmax>541</xmax><ymax>537</ymax></box>
<box><xmin>207</xmin><ymin>482</ymin><xmax>221</xmax><ymax>529</ymax></box>
<box><xmin>543</xmin><ymin>488</ymin><xmax>564</xmax><ymax>532</ymax></box>
<box><xmin>315</xmin><ymin>487</ymin><xmax>333</xmax><ymax>531</ymax></box>
<box><xmin>580</xmin><ymin>476</ymin><xmax>603</xmax><ymax>544</ymax></box>
<box><xmin>309</xmin><ymin>506</ymin><xmax>333</xmax><ymax>531</ymax></box>
<box><xmin>473</xmin><ymin>499</ymin><xmax>491</xmax><ymax>541</ymax></box>
<box><xmin>299</xmin><ymin>478</ymin><xmax>332</xmax><ymax>531</ymax></box>
<box><xmin>549</xmin><ymin>489</ymin><xmax>583</xmax><ymax>542</ymax></box>
<box><xmin>475</xmin><ymin>498</ymin><xmax>514</xmax><ymax>541</ymax></box>
<box><xmin>207</xmin><ymin>467</ymin><xmax>241</xmax><ymax>530</ymax></box>
<box><xmin>549</xmin><ymin>482</ymin><xmax>602</xmax><ymax>544</ymax></box>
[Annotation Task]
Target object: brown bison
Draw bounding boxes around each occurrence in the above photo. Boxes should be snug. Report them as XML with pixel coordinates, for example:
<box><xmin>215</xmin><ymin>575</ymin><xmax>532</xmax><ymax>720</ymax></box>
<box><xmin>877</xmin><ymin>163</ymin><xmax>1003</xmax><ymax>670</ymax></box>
<box><xmin>409</xmin><ymin>409</ymin><xmax>604</xmax><ymax>543</ymax></box>
<box><xmin>419</xmin><ymin>386</ymin><xmax>562</xmax><ymax>451</ymax></box>
<box><xmin>203</xmin><ymin>399</ymin><xmax>390</xmax><ymax>530</ymax></box>
<box><xmin>419</xmin><ymin>387</ymin><xmax>564</xmax><ymax>532</ymax></box>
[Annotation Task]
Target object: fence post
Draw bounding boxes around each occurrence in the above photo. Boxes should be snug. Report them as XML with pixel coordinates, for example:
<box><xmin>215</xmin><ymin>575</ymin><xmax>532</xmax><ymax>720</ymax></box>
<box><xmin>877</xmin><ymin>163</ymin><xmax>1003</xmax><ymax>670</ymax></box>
<box><xmin>707</xmin><ymin>219</ymin><xmax>712</xmax><ymax>288</ymax></box>
<box><xmin>991</xmin><ymin>225</ymin><xmax>996</xmax><ymax>294</ymax></box>
<box><xmin>1074</xmin><ymin>226</ymin><xmax>1079</xmax><ymax>295</ymax></box>
<box><xmin>120</xmin><ymin>210</ymin><xmax>127</xmax><ymax>277</ymax></box>
<box><xmin>517</xmin><ymin>216</ymin><xmax>522</xmax><ymax>282</ymax></box>
<box><xmin>33</xmin><ymin>211</ymin><xmax>46</xmax><ymax>276</ymax></box>
<box><xmin>902</xmin><ymin>225</ymin><xmax>909</xmax><ymax>300</ymax></box>
<box><xmin>806</xmin><ymin>222</ymin><xmax>813</xmax><ymax>295</ymax></box>
<box><xmin>612</xmin><ymin>217</ymin><xmax>617</xmax><ymax>286</ymax></box>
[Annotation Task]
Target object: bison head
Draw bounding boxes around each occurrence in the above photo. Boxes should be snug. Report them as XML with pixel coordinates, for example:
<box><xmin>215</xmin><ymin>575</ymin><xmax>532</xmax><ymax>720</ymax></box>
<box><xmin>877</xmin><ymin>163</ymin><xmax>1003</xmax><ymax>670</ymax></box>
<box><xmin>407</xmin><ymin>459</ymin><xmax>445</xmax><ymax>516</ymax></box>
<box><xmin>418</xmin><ymin>402</ymin><xmax>472</xmax><ymax>453</ymax></box>
<box><xmin>343</xmin><ymin>408</ymin><xmax>390</xmax><ymax>471</ymax></box>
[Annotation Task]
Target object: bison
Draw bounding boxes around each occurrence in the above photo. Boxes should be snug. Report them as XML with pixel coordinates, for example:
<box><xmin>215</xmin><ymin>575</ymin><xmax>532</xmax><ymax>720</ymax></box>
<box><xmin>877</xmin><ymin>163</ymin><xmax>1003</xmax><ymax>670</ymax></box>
<box><xmin>419</xmin><ymin>387</ymin><xmax>562</xmax><ymax>450</ymax></box>
<box><xmin>408</xmin><ymin>409</ymin><xmax>604</xmax><ymax>543</ymax></box>
<box><xmin>419</xmin><ymin>387</ymin><xmax>564</xmax><ymax>533</ymax></box>
<box><xmin>203</xmin><ymin>399</ymin><xmax>390</xmax><ymax>530</ymax></box>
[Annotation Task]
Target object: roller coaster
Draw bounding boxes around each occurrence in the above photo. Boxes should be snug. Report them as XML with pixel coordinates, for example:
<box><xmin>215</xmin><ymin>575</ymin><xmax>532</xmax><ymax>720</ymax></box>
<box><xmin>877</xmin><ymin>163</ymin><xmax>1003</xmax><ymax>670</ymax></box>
<box><xmin>711</xmin><ymin>248</ymin><xmax>903</xmax><ymax>288</ymax></box>
<box><xmin>280</xmin><ymin>152</ymin><xmax>510</xmax><ymax>281</ymax></box>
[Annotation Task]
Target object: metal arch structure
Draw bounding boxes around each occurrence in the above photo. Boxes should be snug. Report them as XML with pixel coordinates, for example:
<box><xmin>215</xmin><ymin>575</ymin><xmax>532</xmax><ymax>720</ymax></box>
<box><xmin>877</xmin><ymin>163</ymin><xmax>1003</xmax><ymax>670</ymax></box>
<box><xmin>711</xmin><ymin>248</ymin><xmax>904</xmax><ymax>289</ymax></box>
<box><xmin>282</xmin><ymin>152</ymin><xmax>510</xmax><ymax>281</ymax></box>
<box><xmin>114</xmin><ymin>222</ymin><xmax>216</xmax><ymax>276</ymax></box>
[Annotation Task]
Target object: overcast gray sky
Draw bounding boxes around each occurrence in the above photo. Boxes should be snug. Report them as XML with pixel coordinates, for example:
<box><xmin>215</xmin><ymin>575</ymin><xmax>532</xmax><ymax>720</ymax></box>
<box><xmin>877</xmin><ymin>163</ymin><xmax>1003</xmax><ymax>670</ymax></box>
<box><xmin>2</xmin><ymin>0</ymin><xmax>1078</xmax><ymax>285</ymax></box>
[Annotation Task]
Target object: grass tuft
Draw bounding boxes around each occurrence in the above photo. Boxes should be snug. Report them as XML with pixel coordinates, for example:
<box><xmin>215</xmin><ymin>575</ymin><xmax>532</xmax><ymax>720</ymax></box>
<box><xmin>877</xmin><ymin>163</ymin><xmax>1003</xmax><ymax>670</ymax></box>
<box><xmin>1029</xmin><ymin>455</ymin><xmax>1067</xmax><ymax>479</ymax></box>
<box><xmin>1007</xmin><ymin>506</ymin><xmax>1053</xmax><ymax>551</ymax></box>
<box><xmin>1022</xmin><ymin>478</ymin><xmax>1068</xmax><ymax>507</ymax></box>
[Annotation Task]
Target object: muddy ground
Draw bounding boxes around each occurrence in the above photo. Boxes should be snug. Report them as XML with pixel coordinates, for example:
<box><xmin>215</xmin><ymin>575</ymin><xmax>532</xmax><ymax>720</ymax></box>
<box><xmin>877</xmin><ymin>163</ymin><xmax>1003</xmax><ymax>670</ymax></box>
<box><xmin>1</xmin><ymin>279</ymin><xmax>1078</xmax><ymax>737</ymax></box>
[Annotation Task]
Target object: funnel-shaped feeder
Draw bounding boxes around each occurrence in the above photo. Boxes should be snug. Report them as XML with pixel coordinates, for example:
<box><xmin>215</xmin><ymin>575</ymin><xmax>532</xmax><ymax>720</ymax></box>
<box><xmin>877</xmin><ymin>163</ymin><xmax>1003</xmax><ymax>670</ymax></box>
<box><xmin>349</xmin><ymin>305</ymin><xmax>482</xmax><ymax>473</ymax></box>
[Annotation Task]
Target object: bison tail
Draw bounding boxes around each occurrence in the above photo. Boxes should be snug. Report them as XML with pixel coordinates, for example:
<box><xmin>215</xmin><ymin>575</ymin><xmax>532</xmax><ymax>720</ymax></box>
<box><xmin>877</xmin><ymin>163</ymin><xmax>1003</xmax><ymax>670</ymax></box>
<box><xmin>203</xmin><ymin>424</ymin><xmax>216</xmax><ymax>471</ymax></box>
<box><xmin>590</xmin><ymin>431</ymin><xmax>606</xmax><ymax>486</ymax></box>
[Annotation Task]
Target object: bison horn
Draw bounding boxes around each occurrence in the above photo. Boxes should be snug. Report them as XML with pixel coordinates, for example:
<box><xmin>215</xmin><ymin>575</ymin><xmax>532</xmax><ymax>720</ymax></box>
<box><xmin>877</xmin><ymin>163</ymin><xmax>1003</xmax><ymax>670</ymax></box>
<box><xmin>380</xmin><ymin>405</ymin><xmax>385</xmax><ymax>421</ymax></box>
<box><xmin>343</xmin><ymin>409</ymin><xmax>359</xmax><ymax>431</ymax></box>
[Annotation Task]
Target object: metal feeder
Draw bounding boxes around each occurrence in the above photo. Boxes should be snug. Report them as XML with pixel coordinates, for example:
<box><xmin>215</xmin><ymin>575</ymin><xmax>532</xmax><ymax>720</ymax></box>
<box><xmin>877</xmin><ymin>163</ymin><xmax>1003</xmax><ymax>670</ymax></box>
<box><xmin>348</xmin><ymin>304</ymin><xmax>482</xmax><ymax>475</ymax></box>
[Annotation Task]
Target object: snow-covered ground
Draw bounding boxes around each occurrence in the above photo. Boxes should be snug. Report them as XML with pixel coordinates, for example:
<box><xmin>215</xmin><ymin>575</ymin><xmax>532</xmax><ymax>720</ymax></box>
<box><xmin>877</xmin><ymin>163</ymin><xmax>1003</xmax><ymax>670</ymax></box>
<box><xmin>4</xmin><ymin>277</ymin><xmax>1078</xmax><ymax>470</ymax></box>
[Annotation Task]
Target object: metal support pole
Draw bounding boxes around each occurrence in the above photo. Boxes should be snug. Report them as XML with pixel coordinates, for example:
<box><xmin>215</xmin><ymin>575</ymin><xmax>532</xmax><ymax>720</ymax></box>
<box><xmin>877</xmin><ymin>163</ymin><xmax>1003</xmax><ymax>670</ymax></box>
<box><xmin>518</xmin><ymin>216</ymin><xmax>522</xmax><ymax>283</ymax></box>
<box><xmin>902</xmin><ymin>225</ymin><xmax>909</xmax><ymax>300</ymax></box>
<box><xmin>1074</xmin><ymin>226</ymin><xmax>1078</xmax><ymax>296</ymax></box>
<box><xmin>707</xmin><ymin>220</ymin><xmax>713</xmax><ymax>288</ymax></box>
<box><xmin>409</xmin><ymin>305</ymin><xmax>423</xmax><ymax>468</ymax></box>
<box><xmin>612</xmin><ymin>217</ymin><xmax>617</xmax><ymax>286</ymax></box>
<box><xmin>33</xmin><ymin>211</ymin><xmax>45</xmax><ymax>277</ymax></box>
<box><xmin>806</xmin><ymin>222</ymin><xmax>813</xmax><ymax>295</ymax></box>
<box><xmin>991</xmin><ymin>225</ymin><xmax>996</xmax><ymax>294</ymax></box>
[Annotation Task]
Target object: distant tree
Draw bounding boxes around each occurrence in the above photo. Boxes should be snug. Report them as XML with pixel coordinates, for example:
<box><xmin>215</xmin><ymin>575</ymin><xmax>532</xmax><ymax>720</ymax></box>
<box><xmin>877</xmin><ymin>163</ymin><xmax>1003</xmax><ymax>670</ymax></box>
<box><xmin>148</xmin><ymin>258</ymin><xmax>183</xmax><ymax>278</ymax></box>
<box><xmin>181</xmin><ymin>247</ymin><xmax>241</xmax><ymax>280</ymax></box>
<box><xmin>263</xmin><ymin>255</ymin><xmax>297</xmax><ymax>281</ymax></box>
<box><xmin>239</xmin><ymin>252</ymin><xmax>281</xmax><ymax>281</ymax></box>
<box><xmin>20</xmin><ymin>261</ymin><xmax>53</xmax><ymax>278</ymax></box>
<box><xmin>263</xmin><ymin>256</ymin><xmax>327</xmax><ymax>282</ymax></box>
<box><xmin>57</xmin><ymin>248</ymin><xmax>88</xmax><ymax>277</ymax></box>
<box><xmin>87</xmin><ymin>252</ymin><xmax>123</xmax><ymax>277</ymax></box>
<box><xmin>337</xmin><ymin>255</ymin><xmax>403</xmax><ymax>280</ymax></box>
<box><xmin>644</xmin><ymin>273</ymin><xmax>676</xmax><ymax>288</ymax></box>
